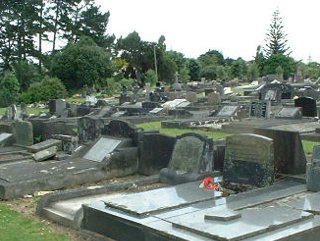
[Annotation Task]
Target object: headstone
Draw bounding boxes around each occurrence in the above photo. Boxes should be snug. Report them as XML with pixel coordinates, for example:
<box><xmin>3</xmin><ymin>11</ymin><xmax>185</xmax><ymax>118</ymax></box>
<box><xmin>33</xmin><ymin>146</ymin><xmax>57</xmax><ymax>162</ymax></box>
<box><xmin>51</xmin><ymin>134</ymin><xmax>78</xmax><ymax>154</ymax></box>
<box><xmin>255</xmin><ymin>129</ymin><xmax>306</xmax><ymax>175</ymax></box>
<box><xmin>160</xmin><ymin>133</ymin><xmax>214</xmax><ymax>184</ymax></box>
<box><xmin>172</xmin><ymin>81</ymin><xmax>182</xmax><ymax>91</ymax></box>
<box><xmin>294</xmin><ymin>96</ymin><xmax>317</xmax><ymax>117</ymax></box>
<box><xmin>250</xmin><ymin>101</ymin><xmax>270</xmax><ymax>118</ymax></box>
<box><xmin>223</xmin><ymin>134</ymin><xmax>274</xmax><ymax>187</ymax></box>
<box><xmin>207</xmin><ymin>92</ymin><xmax>221</xmax><ymax>105</ymax></box>
<box><xmin>78</xmin><ymin>117</ymin><xmax>104</xmax><ymax>144</ymax></box>
<box><xmin>83</xmin><ymin>137</ymin><xmax>122</xmax><ymax>162</ymax></box>
<box><xmin>185</xmin><ymin>92</ymin><xmax>197</xmax><ymax>103</ymax></box>
<box><xmin>103</xmin><ymin>120</ymin><xmax>139</xmax><ymax>141</ymax></box>
<box><xmin>49</xmin><ymin>99</ymin><xmax>67</xmax><ymax>116</ymax></box>
<box><xmin>307</xmin><ymin>145</ymin><xmax>320</xmax><ymax>191</ymax></box>
<box><xmin>149</xmin><ymin>108</ymin><xmax>164</xmax><ymax>114</ymax></box>
<box><xmin>275</xmin><ymin>107</ymin><xmax>302</xmax><ymax>119</ymax></box>
<box><xmin>85</xmin><ymin>95</ymin><xmax>97</xmax><ymax>106</ymax></box>
<box><xmin>216</xmin><ymin>106</ymin><xmax>238</xmax><ymax>117</ymax></box>
<box><xmin>204</xmin><ymin>88</ymin><xmax>214</xmax><ymax>96</ymax></box>
<box><xmin>12</xmin><ymin>120</ymin><xmax>33</xmax><ymax>146</ymax></box>
<box><xmin>139</xmin><ymin>133</ymin><xmax>176</xmax><ymax>175</ymax></box>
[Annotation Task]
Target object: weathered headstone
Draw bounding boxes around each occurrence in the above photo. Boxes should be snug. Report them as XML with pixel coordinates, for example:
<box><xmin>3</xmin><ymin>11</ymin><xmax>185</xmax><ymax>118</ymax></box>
<box><xmin>33</xmin><ymin>146</ymin><xmax>57</xmax><ymax>162</ymax></box>
<box><xmin>12</xmin><ymin>120</ymin><xmax>33</xmax><ymax>146</ymax></box>
<box><xmin>294</xmin><ymin>96</ymin><xmax>317</xmax><ymax>117</ymax></box>
<box><xmin>0</xmin><ymin>133</ymin><xmax>13</xmax><ymax>147</ymax></box>
<box><xmin>51</xmin><ymin>134</ymin><xmax>78</xmax><ymax>154</ymax></box>
<box><xmin>223</xmin><ymin>134</ymin><xmax>274</xmax><ymax>187</ymax></box>
<box><xmin>78</xmin><ymin>117</ymin><xmax>104</xmax><ymax>144</ymax></box>
<box><xmin>160</xmin><ymin>133</ymin><xmax>214</xmax><ymax>184</ymax></box>
<box><xmin>306</xmin><ymin>145</ymin><xmax>320</xmax><ymax>191</ymax></box>
<box><xmin>49</xmin><ymin>99</ymin><xmax>67</xmax><ymax>116</ymax></box>
<box><xmin>28</xmin><ymin>139</ymin><xmax>62</xmax><ymax>153</ymax></box>
<box><xmin>207</xmin><ymin>92</ymin><xmax>221</xmax><ymax>105</ymax></box>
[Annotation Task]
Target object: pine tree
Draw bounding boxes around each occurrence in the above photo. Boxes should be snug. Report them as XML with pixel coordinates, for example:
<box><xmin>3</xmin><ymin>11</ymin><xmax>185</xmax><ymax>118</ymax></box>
<box><xmin>264</xmin><ymin>9</ymin><xmax>291</xmax><ymax>58</ymax></box>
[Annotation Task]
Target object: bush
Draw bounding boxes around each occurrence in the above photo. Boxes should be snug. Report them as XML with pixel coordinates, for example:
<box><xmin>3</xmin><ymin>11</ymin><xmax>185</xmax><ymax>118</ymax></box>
<box><xmin>20</xmin><ymin>77</ymin><xmax>68</xmax><ymax>103</ymax></box>
<box><xmin>0</xmin><ymin>72</ymin><xmax>20</xmax><ymax>107</ymax></box>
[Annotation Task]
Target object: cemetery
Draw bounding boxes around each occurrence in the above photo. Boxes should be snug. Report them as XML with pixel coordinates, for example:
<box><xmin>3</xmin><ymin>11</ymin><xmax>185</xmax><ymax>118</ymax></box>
<box><xmin>1</xmin><ymin>75</ymin><xmax>320</xmax><ymax>241</ymax></box>
<box><xmin>2</xmin><ymin>1</ymin><xmax>320</xmax><ymax>241</ymax></box>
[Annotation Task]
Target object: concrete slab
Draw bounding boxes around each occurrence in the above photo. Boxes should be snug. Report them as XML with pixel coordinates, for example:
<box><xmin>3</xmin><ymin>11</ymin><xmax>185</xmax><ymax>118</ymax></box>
<box><xmin>83</xmin><ymin>137</ymin><xmax>122</xmax><ymax>162</ymax></box>
<box><xmin>287</xmin><ymin>192</ymin><xmax>320</xmax><ymax>213</ymax></box>
<box><xmin>0</xmin><ymin>133</ymin><xmax>13</xmax><ymax>146</ymax></box>
<box><xmin>28</xmin><ymin>139</ymin><xmax>62</xmax><ymax>153</ymax></box>
<box><xmin>104</xmin><ymin>182</ymin><xmax>221</xmax><ymax>217</ymax></box>
<box><xmin>170</xmin><ymin>206</ymin><xmax>312</xmax><ymax>241</ymax></box>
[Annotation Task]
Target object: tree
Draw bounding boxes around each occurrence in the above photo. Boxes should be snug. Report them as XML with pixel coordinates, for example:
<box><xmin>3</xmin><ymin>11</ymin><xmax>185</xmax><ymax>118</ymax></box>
<box><xmin>198</xmin><ymin>49</ymin><xmax>224</xmax><ymax>67</ymax></box>
<box><xmin>187</xmin><ymin>59</ymin><xmax>200</xmax><ymax>81</ymax></box>
<box><xmin>50</xmin><ymin>37</ymin><xmax>113</xmax><ymax>90</ymax></box>
<box><xmin>247</xmin><ymin>62</ymin><xmax>259</xmax><ymax>81</ymax></box>
<box><xmin>0</xmin><ymin>72</ymin><xmax>20</xmax><ymax>107</ymax></box>
<box><xmin>13</xmin><ymin>60</ymin><xmax>41</xmax><ymax>91</ymax></box>
<box><xmin>264</xmin><ymin>9</ymin><xmax>291</xmax><ymax>58</ymax></box>
<box><xmin>263</xmin><ymin>54</ymin><xmax>295</xmax><ymax>79</ymax></box>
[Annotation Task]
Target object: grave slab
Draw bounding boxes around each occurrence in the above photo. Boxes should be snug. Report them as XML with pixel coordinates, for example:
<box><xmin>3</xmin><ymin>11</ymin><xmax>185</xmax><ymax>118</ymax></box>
<box><xmin>83</xmin><ymin>137</ymin><xmax>122</xmax><ymax>162</ymax></box>
<box><xmin>287</xmin><ymin>192</ymin><xmax>320</xmax><ymax>213</ymax></box>
<box><xmin>0</xmin><ymin>133</ymin><xmax>13</xmax><ymax>147</ymax></box>
<box><xmin>170</xmin><ymin>206</ymin><xmax>312</xmax><ymax>241</ymax></box>
<box><xmin>28</xmin><ymin>139</ymin><xmax>62</xmax><ymax>153</ymax></box>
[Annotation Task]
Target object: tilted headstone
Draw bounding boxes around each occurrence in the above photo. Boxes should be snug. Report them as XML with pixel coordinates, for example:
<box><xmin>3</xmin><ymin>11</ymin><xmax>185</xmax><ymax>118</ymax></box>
<box><xmin>27</xmin><ymin>139</ymin><xmax>62</xmax><ymax>153</ymax></box>
<box><xmin>294</xmin><ymin>96</ymin><xmax>317</xmax><ymax>117</ymax></box>
<box><xmin>275</xmin><ymin>107</ymin><xmax>302</xmax><ymax>119</ymax></box>
<box><xmin>160</xmin><ymin>133</ymin><xmax>214</xmax><ymax>184</ymax></box>
<box><xmin>216</xmin><ymin>106</ymin><xmax>238</xmax><ymax>117</ymax></box>
<box><xmin>33</xmin><ymin>146</ymin><xmax>57</xmax><ymax>162</ymax></box>
<box><xmin>223</xmin><ymin>134</ymin><xmax>274</xmax><ymax>187</ymax></box>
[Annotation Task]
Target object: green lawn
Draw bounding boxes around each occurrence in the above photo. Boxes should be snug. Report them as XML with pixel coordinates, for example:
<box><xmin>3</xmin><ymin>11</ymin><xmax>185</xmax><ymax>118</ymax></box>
<box><xmin>0</xmin><ymin>107</ymin><xmax>48</xmax><ymax>116</ymax></box>
<box><xmin>0</xmin><ymin>203</ymin><xmax>71</xmax><ymax>241</ymax></box>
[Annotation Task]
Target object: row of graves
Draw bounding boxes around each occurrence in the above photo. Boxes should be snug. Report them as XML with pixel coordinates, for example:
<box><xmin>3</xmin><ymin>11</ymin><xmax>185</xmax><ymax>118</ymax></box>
<box><xmin>1</xmin><ymin>80</ymin><xmax>320</xmax><ymax>240</ymax></box>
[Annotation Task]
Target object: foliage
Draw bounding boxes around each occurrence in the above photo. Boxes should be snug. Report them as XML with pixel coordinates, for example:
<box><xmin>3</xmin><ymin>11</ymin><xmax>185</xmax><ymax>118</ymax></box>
<box><xmin>187</xmin><ymin>59</ymin><xmax>201</xmax><ymax>81</ymax></box>
<box><xmin>0</xmin><ymin>203</ymin><xmax>71</xmax><ymax>241</ymax></box>
<box><xmin>198</xmin><ymin>49</ymin><xmax>224</xmax><ymax>67</ymax></box>
<box><xmin>263</xmin><ymin>54</ymin><xmax>296</xmax><ymax>79</ymax></box>
<box><xmin>143</xmin><ymin>69</ymin><xmax>157</xmax><ymax>86</ymax></box>
<box><xmin>200</xmin><ymin>65</ymin><xmax>217</xmax><ymax>80</ymax></box>
<box><xmin>304</xmin><ymin>62</ymin><xmax>320</xmax><ymax>79</ymax></box>
<box><xmin>105</xmin><ymin>77</ymin><xmax>121</xmax><ymax>96</ymax></box>
<box><xmin>264</xmin><ymin>9</ymin><xmax>291</xmax><ymax>58</ymax></box>
<box><xmin>50</xmin><ymin>37</ymin><xmax>113</xmax><ymax>90</ymax></box>
<box><xmin>13</xmin><ymin>60</ymin><xmax>41</xmax><ymax>91</ymax></box>
<box><xmin>247</xmin><ymin>63</ymin><xmax>259</xmax><ymax>81</ymax></box>
<box><xmin>0</xmin><ymin>72</ymin><xmax>20</xmax><ymax>107</ymax></box>
<box><xmin>20</xmin><ymin>77</ymin><xmax>67</xmax><ymax>103</ymax></box>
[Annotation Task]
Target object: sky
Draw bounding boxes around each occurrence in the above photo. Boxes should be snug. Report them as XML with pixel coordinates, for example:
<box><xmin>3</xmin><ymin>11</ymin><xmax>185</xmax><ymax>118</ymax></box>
<box><xmin>95</xmin><ymin>0</ymin><xmax>320</xmax><ymax>63</ymax></box>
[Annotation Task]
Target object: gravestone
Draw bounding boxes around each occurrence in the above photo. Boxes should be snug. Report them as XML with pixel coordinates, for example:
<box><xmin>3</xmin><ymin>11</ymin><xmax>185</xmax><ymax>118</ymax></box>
<box><xmin>103</xmin><ymin>120</ymin><xmax>138</xmax><ymax>140</ymax></box>
<box><xmin>78</xmin><ymin>117</ymin><xmax>104</xmax><ymax>144</ymax></box>
<box><xmin>83</xmin><ymin>137</ymin><xmax>122</xmax><ymax>162</ymax></box>
<box><xmin>275</xmin><ymin>107</ymin><xmax>302</xmax><ymax>119</ymax></box>
<box><xmin>207</xmin><ymin>92</ymin><xmax>221</xmax><ymax>105</ymax></box>
<box><xmin>255</xmin><ymin>129</ymin><xmax>306</xmax><ymax>174</ymax></box>
<box><xmin>216</xmin><ymin>106</ymin><xmax>238</xmax><ymax>117</ymax></box>
<box><xmin>33</xmin><ymin>146</ymin><xmax>57</xmax><ymax>162</ymax></box>
<box><xmin>223</xmin><ymin>134</ymin><xmax>274</xmax><ymax>187</ymax></box>
<box><xmin>185</xmin><ymin>92</ymin><xmax>197</xmax><ymax>103</ymax></box>
<box><xmin>294</xmin><ymin>96</ymin><xmax>317</xmax><ymax>117</ymax></box>
<box><xmin>250</xmin><ymin>101</ymin><xmax>270</xmax><ymax>118</ymax></box>
<box><xmin>204</xmin><ymin>88</ymin><xmax>214</xmax><ymax>96</ymax></box>
<box><xmin>49</xmin><ymin>99</ymin><xmax>67</xmax><ymax>116</ymax></box>
<box><xmin>306</xmin><ymin>145</ymin><xmax>320</xmax><ymax>191</ymax></box>
<box><xmin>28</xmin><ymin>139</ymin><xmax>62</xmax><ymax>153</ymax></box>
<box><xmin>12</xmin><ymin>120</ymin><xmax>33</xmax><ymax>146</ymax></box>
<box><xmin>139</xmin><ymin>133</ymin><xmax>176</xmax><ymax>175</ymax></box>
<box><xmin>51</xmin><ymin>134</ymin><xmax>78</xmax><ymax>154</ymax></box>
<box><xmin>160</xmin><ymin>133</ymin><xmax>214</xmax><ymax>184</ymax></box>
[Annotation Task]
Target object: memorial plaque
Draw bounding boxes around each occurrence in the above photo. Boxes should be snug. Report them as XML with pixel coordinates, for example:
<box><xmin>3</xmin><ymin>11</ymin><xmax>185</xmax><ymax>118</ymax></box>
<box><xmin>83</xmin><ymin>137</ymin><xmax>122</xmax><ymax>162</ymax></box>
<box><xmin>216</xmin><ymin>106</ymin><xmax>238</xmax><ymax>117</ymax></box>
<box><xmin>275</xmin><ymin>107</ymin><xmax>302</xmax><ymax>119</ymax></box>
<box><xmin>294</xmin><ymin>96</ymin><xmax>317</xmax><ymax>117</ymax></box>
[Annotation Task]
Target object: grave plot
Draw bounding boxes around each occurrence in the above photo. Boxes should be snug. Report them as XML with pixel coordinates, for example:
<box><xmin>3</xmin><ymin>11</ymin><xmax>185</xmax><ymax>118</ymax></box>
<box><xmin>81</xmin><ymin>178</ymin><xmax>317</xmax><ymax>241</ymax></box>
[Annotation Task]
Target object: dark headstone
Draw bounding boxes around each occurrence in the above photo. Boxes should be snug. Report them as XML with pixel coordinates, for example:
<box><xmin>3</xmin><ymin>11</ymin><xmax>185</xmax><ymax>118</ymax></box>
<box><xmin>255</xmin><ymin>129</ymin><xmax>306</xmax><ymax>175</ymax></box>
<box><xmin>216</xmin><ymin>106</ymin><xmax>238</xmax><ymax>117</ymax></box>
<box><xmin>139</xmin><ymin>133</ymin><xmax>176</xmax><ymax>175</ymax></box>
<box><xmin>49</xmin><ymin>99</ymin><xmax>67</xmax><ymax>116</ymax></box>
<box><xmin>223</xmin><ymin>134</ymin><xmax>274</xmax><ymax>187</ymax></box>
<box><xmin>294</xmin><ymin>97</ymin><xmax>317</xmax><ymax>117</ymax></box>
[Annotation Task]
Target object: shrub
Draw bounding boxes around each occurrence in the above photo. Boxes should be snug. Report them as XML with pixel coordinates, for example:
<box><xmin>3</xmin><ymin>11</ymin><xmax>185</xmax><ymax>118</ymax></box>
<box><xmin>0</xmin><ymin>72</ymin><xmax>20</xmax><ymax>107</ymax></box>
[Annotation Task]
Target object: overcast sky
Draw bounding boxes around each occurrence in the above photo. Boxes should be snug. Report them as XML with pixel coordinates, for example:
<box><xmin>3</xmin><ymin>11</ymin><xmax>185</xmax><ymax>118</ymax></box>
<box><xmin>95</xmin><ymin>0</ymin><xmax>320</xmax><ymax>63</ymax></box>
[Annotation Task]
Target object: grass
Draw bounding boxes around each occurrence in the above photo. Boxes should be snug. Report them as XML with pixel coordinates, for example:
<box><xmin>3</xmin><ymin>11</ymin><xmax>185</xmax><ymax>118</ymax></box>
<box><xmin>137</xmin><ymin>121</ymin><xmax>230</xmax><ymax>139</ymax></box>
<box><xmin>0</xmin><ymin>203</ymin><xmax>71</xmax><ymax>241</ymax></box>
<box><xmin>302</xmin><ymin>140</ymin><xmax>320</xmax><ymax>155</ymax></box>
